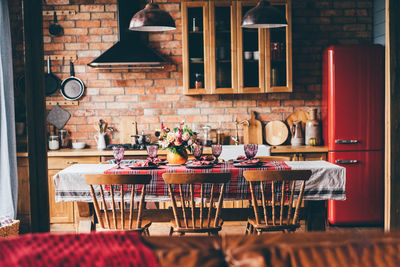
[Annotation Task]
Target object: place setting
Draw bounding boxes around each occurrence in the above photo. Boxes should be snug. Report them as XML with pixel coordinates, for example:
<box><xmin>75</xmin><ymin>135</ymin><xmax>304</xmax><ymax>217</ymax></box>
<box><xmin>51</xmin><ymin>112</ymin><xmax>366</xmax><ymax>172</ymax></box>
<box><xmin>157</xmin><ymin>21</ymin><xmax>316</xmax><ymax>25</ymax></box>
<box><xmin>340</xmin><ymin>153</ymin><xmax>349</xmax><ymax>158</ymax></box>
<box><xmin>232</xmin><ymin>144</ymin><xmax>263</xmax><ymax>168</ymax></box>
<box><xmin>128</xmin><ymin>145</ymin><xmax>166</xmax><ymax>170</ymax></box>
<box><xmin>185</xmin><ymin>144</ymin><xmax>223</xmax><ymax>169</ymax></box>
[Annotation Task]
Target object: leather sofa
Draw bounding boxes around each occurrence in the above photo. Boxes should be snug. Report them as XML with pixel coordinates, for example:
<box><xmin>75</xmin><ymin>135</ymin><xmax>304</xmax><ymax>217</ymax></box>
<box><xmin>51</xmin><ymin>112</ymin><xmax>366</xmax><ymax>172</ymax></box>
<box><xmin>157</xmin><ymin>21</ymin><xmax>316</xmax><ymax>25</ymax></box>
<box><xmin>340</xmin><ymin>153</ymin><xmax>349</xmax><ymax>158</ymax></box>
<box><xmin>1</xmin><ymin>231</ymin><xmax>400</xmax><ymax>267</ymax></box>
<box><xmin>144</xmin><ymin>232</ymin><xmax>400</xmax><ymax>267</ymax></box>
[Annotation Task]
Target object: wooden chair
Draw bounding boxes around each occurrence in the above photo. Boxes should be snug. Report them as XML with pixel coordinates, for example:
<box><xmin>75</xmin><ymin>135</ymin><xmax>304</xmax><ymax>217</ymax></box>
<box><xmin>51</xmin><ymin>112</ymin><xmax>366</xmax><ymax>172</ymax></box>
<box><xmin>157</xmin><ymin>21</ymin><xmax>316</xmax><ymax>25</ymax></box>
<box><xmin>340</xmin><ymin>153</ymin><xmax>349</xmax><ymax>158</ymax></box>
<box><xmin>84</xmin><ymin>174</ymin><xmax>152</xmax><ymax>235</ymax></box>
<box><xmin>255</xmin><ymin>156</ymin><xmax>291</xmax><ymax>161</ymax></box>
<box><xmin>243</xmin><ymin>170</ymin><xmax>312</xmax><ymax>235</ymax></box>
<box><xmin>162</xmin><ymin>172</ymin><xmax>230</xmax><ymax>236</ymax></box>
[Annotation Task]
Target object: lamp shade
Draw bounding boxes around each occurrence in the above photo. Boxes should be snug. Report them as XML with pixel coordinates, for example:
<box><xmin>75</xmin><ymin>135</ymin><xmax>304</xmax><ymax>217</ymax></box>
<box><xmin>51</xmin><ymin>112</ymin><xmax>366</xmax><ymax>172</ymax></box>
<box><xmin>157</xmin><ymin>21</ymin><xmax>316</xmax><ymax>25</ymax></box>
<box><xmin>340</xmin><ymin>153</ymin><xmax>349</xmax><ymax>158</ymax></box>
<box><xmin>129</xmin><ymin>2</ymin><xmax>176</xmax><ymax>32</ymax></box>
<box><xmin>241</xmin><ymin>0</ymin><xmax>287</xmax><ymax>28</ymax></box>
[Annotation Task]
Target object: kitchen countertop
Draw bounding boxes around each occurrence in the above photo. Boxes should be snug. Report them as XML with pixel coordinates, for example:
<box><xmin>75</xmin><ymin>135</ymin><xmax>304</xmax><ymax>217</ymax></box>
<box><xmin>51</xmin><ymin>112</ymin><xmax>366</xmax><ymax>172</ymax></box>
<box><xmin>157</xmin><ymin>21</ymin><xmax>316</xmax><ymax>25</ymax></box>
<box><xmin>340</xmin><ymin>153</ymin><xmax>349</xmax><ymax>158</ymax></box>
<box><xmin>16</xmin><ymin>146</ymin><xmax>328</xmax><ymax>158</ymax></box>
<box><xmin>270</xmin><ymin>145</ymin><xmax>328</xmax><ymax>153</ymax></box>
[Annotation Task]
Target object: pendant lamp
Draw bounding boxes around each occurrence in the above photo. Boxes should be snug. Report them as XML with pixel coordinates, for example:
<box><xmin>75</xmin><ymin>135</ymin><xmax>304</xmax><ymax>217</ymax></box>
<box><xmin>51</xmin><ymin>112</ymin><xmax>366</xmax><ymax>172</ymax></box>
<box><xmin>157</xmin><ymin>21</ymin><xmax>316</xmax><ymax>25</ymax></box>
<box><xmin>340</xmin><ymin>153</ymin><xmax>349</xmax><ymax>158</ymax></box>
<box><xmin>129</xmin><ymin>0</ymin><xmax>176</xmax><ymax>32</ymax></box>
<box><xmin>241</xmin><ymin>0</ymin><xmax>287</xmax><ymax>28</ymax></box>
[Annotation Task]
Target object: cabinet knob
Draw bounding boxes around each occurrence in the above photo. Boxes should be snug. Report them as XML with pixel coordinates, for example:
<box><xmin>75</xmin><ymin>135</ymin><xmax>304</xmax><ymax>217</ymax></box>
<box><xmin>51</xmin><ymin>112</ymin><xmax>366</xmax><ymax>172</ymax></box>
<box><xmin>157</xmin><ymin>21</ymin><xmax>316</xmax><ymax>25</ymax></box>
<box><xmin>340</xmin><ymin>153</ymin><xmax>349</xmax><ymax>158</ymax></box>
<box><xmin>66</xmin><ymin>161</ymin><xmax>78</xmax><ymax>165</ymax></box>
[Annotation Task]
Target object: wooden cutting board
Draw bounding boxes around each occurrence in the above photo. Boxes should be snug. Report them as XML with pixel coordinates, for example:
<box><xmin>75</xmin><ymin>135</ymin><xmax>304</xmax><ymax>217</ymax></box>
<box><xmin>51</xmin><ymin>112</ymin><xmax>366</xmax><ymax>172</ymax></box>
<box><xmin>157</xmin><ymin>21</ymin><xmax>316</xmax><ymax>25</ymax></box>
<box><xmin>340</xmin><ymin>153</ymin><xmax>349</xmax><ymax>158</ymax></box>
<box><xmin>119</xmin><ymin>118</ymin><xmax>137</xmax><ymax>144</ymax></box>
<box><xmin>243</xmin><ymin>111</ymin><xmax>263</xmax><ymax>144</ymax></box>
<box><xmin>285</xmin><ymin>110</ymin><xmax>309</xmax><ymax>130</ymax></box>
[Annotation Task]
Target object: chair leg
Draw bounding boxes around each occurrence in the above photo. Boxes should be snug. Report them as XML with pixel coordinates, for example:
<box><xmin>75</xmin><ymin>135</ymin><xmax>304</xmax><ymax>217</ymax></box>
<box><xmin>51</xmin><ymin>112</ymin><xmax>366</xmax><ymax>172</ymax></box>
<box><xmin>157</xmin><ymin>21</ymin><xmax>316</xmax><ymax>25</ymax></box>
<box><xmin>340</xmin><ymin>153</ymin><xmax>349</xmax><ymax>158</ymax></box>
<box><xmin>245</xmin><ymin>222</ymin><xmax>250</xmax><ymax>235</ymax></box>
<box><xmin>169</xmin><ymin>227</ymin><xmax>174</xmax><ymax>236</ymax></box>
<box><xmin>250</xmin><ymin>224</ymin><xmax>254</xmax><ymax>234</ymax></box>
<box><xmin>145</xmin><ymin>228</ymin><xmax>150</xmax><ymax>236</ymax></box>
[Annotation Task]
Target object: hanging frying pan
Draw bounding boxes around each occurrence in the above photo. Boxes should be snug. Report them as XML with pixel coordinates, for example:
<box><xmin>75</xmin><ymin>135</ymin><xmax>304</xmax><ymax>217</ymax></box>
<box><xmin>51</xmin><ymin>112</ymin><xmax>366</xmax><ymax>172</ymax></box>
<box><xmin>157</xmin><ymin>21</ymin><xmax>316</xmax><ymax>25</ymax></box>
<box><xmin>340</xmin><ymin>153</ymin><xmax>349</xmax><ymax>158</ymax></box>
<box><xmin>60</xmin><ymin>61</ymin><xmax>85</xmax><ymax>100</ymax></box>
<box><xmin>49</xmin><ymin>12</ymin><xmax>63</xmax><ymax>37</ymax></box>
<box><xmin>45</xmin><ymin>56</ymin><xmax>61</xmax><ymax>96</ymax></box>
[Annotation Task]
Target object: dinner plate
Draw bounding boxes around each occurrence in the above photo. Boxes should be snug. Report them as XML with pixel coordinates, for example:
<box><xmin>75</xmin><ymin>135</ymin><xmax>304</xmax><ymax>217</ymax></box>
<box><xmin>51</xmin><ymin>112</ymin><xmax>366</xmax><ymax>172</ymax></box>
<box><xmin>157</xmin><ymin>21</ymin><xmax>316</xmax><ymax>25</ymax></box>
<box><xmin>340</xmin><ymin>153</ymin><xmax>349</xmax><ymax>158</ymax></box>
<box><xmin>128</xmin><ymin>165</ymin><xmax>159</xmax><ymax>170</ymax></box>
<box><xmin>232</xmin><ymin>159</ymin><xmax>246</xmax><ymax>163</ymax></box>
<box><xmin>153</xmin><ymin>160</ymin><xmax>167</xmax><ymax>165</ymax></box>
<box><xmin>185</xmin><ymin>164</ymin><xmax>215</xmax><ymax>169</ymax></box>
<box><xmin>233</xmin><ymin>163</ymin><xmax>263</xmax><ymax>168</ymax></box>
<box><xmin>190</xmin><ymin>58</ymin><xmax>203</xmax><ymax>62</ymax></box>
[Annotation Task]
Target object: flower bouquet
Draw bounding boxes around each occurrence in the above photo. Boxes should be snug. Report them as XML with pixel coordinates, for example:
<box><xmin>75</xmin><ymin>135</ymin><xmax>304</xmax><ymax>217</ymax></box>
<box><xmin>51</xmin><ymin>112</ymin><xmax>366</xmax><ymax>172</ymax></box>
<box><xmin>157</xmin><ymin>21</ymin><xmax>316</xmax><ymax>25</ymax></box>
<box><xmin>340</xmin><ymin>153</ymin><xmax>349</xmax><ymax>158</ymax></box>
<box><xmin>158</xmin><ymin>122</ymin><xmax>196</xmax><ymax>165</ymax></box>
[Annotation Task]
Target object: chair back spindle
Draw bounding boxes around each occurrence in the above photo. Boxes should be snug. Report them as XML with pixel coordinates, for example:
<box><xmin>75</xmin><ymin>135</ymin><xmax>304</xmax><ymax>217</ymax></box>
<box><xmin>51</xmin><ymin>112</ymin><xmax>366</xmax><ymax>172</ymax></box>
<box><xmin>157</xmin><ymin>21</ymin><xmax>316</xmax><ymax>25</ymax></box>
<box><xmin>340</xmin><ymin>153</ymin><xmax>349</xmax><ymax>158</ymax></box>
<box><xmin>84</xmin><ymin>174</ymin><xmax>152</xmax><ymax>233</ymax></box>
<box><xmin>244</xmin><ymin>170</ymin><xmax>311</xmax><ymax>233</ymax></box>
<box><xmin>162</xmin><ymin>173</ymin><xmax>230</xmax><ymax>235</ymax></box>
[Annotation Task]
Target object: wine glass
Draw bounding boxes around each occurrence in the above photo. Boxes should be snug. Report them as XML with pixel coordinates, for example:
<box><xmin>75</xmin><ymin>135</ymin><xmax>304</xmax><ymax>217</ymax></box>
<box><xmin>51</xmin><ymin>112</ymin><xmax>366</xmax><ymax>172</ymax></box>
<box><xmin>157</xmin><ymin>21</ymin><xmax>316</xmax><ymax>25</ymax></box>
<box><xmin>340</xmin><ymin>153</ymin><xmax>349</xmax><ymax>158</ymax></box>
<box><xmin>244</xmin><ymin>144</ymin><xmax>258</xmax><ymax>159</ymax></box>
<box><xmin>146</xmin><ymin>145</ymin><xmax>159</xmax><ymax>160</ymax></box>
<box><xmin>211</xmin><ymin>144</ymin><xmax>222</xmax><ymax>163</ymax></box>
<box><xmin>113</xmin><ymin>146</ymin><xmax>125</xmax><ymax>169</ymax></box>
<box><xmin>192</xmin><ymin>143</ymin><xmax>203</xmax><ymax>161</ymax></box>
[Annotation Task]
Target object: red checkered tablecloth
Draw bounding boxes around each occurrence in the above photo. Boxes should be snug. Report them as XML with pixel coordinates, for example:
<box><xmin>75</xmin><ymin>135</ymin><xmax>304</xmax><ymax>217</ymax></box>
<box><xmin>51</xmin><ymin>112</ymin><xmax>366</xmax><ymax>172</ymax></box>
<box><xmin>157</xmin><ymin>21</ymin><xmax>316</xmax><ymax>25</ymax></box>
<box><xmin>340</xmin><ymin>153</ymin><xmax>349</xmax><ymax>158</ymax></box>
<box><xmin>103</xmin><ymin>162</ymin><xmax>291</xmax><ymax>200</ymax></box>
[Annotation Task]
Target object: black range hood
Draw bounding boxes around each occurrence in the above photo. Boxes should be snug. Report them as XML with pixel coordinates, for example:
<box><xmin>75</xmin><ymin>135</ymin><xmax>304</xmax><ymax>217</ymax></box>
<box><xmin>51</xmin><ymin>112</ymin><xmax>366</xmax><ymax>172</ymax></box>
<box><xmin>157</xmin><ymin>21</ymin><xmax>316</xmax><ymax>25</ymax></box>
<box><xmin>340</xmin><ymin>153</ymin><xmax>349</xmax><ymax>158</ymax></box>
<box><xmin>88</xmin><ymin>0</ymin><xmax>167</xmax><ymax>69</ymax></box>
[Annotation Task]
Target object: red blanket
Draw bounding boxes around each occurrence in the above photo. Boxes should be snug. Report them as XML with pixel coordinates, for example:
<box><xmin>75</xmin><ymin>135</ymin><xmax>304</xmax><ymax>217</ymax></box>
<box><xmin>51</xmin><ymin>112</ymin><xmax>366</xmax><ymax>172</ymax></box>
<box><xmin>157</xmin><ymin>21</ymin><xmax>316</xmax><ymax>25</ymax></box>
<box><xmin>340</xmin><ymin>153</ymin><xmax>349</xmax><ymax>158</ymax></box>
<box><xmin>0</xmin><ymin>232</ymin><xmax>159</xmax><ymax>267</ymax></box>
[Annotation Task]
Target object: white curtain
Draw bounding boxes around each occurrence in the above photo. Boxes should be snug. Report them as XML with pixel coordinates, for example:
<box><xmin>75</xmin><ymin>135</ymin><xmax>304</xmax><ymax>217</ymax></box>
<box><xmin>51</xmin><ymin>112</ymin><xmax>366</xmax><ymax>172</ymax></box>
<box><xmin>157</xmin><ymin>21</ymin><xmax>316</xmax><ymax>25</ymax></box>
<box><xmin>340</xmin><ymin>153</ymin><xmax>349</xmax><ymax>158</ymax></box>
<box><xmin>0</xmin><ymin>0</ymin><xmax>18</xmax><ymax>219</ymax></box>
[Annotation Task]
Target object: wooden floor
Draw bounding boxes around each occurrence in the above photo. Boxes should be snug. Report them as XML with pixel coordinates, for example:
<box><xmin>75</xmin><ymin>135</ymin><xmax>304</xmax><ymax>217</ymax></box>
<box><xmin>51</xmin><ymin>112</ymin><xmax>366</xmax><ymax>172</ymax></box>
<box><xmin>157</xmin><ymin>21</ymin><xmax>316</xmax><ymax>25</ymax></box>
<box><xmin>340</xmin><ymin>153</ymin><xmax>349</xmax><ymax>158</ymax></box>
<box><xmin>50</xmin><ymin>221</ymin><xmax>383</xmax><ymax>235</ymax></box>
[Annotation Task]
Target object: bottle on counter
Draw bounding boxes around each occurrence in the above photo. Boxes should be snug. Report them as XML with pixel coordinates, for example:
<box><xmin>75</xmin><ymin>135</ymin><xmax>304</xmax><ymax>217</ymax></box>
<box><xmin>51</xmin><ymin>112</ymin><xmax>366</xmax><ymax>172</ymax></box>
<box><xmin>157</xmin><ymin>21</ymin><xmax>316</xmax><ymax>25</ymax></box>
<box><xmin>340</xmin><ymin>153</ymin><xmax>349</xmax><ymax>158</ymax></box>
<box><xmin>195</xmin><ymin>73</ymin><xmax>203</xmax><ymax>89</ymax></box>
<box><xmin>59</xmin><ymin>129</ymin><xmax>69</xmax><ymax>148</ymax></box>
<box><xmin>305</xmin><ymin>108</ymin><xmax>321</xmax><ymax>146</ymax></box>
<box><xmin>216</xmin><ymin>121</ymin><xmax>224</xmax><ymax>145</ymax></box>
<box><xmin>49</xmin><ymin>135</ymin><xmax>60</xmax><ymax>150</ymax></box>
<box><xmin>202</xmin><ymin>125</ymin><xmax>212</xmax><ymax>146</ymax></box>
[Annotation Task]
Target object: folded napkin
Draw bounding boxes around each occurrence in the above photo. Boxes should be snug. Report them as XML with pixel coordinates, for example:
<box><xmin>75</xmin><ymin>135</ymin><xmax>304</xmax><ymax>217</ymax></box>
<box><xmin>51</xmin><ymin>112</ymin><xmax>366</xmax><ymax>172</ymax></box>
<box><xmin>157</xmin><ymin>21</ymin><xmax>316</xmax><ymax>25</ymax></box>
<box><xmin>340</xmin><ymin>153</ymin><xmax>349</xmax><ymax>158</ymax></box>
<box><xmin>107</xmin><ymin>159</ymin><xmax>140</xmax><ymax>164</ymax></box>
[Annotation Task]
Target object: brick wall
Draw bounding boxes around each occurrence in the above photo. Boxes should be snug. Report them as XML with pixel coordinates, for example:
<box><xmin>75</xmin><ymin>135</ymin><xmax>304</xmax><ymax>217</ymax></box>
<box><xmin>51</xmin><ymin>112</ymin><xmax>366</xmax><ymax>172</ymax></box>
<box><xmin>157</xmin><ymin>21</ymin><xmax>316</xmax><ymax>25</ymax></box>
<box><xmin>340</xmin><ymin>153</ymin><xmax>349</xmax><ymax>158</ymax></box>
<box><xmin>37</xmin><ymin>0</ymin><xmax>373</xmax><ymax>147</ymax></box>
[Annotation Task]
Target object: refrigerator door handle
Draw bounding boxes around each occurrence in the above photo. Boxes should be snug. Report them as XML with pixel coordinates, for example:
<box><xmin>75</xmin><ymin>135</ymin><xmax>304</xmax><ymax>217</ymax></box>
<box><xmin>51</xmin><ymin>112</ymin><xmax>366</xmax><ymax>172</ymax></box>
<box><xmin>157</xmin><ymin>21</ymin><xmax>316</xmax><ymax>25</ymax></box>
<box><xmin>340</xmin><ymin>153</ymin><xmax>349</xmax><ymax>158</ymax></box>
<box><xmin>335</xmin><ymin>159</ymin><xmax>359</xmax><ymax>164</ymax></box>
<box><xmin>335</xmin><ymin>139</ymin><xmax>359</xmax><ymax>144</ymax></box>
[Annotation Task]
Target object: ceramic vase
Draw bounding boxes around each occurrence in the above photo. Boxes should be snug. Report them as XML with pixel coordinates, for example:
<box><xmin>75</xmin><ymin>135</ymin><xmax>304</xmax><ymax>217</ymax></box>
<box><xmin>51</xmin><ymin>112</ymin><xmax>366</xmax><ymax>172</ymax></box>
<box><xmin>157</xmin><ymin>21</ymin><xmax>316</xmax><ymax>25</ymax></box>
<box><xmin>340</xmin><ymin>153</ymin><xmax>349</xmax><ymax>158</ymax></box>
<box><xmin>167</xmin><ymin>150</ymin><xmax>188</xmax><ymax>165</ymax></box>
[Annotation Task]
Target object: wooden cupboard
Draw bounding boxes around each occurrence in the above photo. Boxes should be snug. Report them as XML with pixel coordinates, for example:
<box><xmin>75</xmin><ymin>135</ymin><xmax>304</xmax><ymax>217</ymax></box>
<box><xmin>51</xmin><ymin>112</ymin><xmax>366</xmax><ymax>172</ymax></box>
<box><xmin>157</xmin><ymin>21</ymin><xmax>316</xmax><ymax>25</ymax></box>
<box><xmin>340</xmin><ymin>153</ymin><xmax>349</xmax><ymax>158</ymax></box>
<box><xmin>47</xmin><ymin>156</ymin><xmax>99</xmax><ymax>224</ymax></box>
<box><xmin>182</xmin><ymin>0</ymin><xmax>292</xmax><ymax>95</ymax></box>
<box><xmin>17</xmin><ymin>157</ymin><xmax>31</xmax><ymax>233</ymax></box>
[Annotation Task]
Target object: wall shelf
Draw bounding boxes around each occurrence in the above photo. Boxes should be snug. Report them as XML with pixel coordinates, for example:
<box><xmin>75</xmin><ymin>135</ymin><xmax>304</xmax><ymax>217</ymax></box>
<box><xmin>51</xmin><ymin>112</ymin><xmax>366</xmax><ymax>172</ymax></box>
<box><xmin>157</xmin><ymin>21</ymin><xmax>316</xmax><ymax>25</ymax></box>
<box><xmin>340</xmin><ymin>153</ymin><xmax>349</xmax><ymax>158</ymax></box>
<box><xmin>46</xmin><ymin>101</ymin><xmax>78</xmax><ymax>106</ymax></box>
<box><xmin>44</xmin><ymin>55</ymin><xmax>77</xmax><ymax>61</ymax></box>
<box><xmin>42</xmin><ymin>10</ymin><xmax>77</xmax><ymax>16</ymax></box>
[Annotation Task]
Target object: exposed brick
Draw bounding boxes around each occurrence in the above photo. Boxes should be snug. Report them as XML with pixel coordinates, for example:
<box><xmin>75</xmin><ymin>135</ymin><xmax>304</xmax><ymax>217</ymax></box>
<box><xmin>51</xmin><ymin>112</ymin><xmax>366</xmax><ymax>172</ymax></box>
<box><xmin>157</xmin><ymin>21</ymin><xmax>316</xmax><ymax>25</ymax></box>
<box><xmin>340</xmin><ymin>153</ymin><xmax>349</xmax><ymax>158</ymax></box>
<box><xmin>91</xmin><ymin>12</ymin><xmax>115</xmax><ymax>19</ymax></box>
<box><xmin>36</xmin><ymin>0</ymin><xmax>373</xmax><ymax>146</ymax></box>
<box><xmin>88</xmin><ymin>27</ymin><xmax>113</xmax><ymax>35</ymax></box>
<box><xmin>80</xmin><ymin>5</ymin><xmax>105</xmax><ymax>12</ymax></box>
<box><xmin>65</xmin><ymin>43</ymin><xmax>89</xmax><ymax>50</ymax></box>
<box><xmin>76</xmin><ymin>20</ymin><xmax>101</xmax><ymax>28</ymax></box>
<box><xmin>63</xmin><ymin>28</ymin><xmax>88</xmax><ymax>35</ymax></box>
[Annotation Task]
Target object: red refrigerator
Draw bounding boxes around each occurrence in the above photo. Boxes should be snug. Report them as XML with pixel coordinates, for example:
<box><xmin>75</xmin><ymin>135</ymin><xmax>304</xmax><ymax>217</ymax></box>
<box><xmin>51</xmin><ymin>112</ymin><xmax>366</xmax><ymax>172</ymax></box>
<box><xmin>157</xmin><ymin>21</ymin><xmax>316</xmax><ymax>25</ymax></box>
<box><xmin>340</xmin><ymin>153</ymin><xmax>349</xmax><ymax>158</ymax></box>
<box><xmin>322</xmin><ymin>45</ymin><xmax>384</xmax><ymax>225</ymax></box>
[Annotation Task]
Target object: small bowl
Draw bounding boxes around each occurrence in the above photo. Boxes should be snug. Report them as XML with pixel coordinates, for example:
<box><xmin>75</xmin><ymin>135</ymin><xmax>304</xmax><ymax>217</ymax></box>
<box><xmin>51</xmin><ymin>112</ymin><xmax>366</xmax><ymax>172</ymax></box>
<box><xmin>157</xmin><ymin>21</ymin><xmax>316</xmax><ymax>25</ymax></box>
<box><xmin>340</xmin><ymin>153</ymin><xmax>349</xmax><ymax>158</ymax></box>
<box><xmin>72</xmin><ymin>142</ymin><xmax>86</xmax><ymax>149</ymax></box>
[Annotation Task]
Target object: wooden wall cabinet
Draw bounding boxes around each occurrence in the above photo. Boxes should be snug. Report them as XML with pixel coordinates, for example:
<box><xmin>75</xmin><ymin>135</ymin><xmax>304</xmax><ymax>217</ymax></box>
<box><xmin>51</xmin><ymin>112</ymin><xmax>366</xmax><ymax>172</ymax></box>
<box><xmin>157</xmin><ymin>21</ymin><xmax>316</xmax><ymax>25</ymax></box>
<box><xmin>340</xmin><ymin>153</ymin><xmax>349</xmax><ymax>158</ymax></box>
<box><xmin>182</xmin><ymin>0</ymin><xmax>292</xmax><ymax>95</ymax></box>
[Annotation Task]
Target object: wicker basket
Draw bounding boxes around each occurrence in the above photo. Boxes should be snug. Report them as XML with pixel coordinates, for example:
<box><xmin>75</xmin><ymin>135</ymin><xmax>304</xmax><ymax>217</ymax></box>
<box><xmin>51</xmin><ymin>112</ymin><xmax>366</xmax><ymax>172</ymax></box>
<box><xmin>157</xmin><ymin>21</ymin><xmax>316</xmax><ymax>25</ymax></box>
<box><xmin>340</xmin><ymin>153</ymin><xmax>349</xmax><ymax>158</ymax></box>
<box><xmin>0</xmin><ymin>220</ymin><xmax>20</xmax><ymax>238</ymax></box>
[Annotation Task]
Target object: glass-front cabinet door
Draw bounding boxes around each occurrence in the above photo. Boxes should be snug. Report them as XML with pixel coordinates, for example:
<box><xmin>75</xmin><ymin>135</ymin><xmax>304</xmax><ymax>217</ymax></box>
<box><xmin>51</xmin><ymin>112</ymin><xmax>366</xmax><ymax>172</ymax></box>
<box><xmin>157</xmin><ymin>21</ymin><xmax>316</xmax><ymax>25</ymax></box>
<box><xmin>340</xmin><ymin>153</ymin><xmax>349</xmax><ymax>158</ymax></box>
<box><xmin>237</xmin><ymin>1</ymin><xmax>266</xmax><ymax>94</ymax></box>
<box><xmin>182</xmin><ymin>1</ymin><xmax>209</xmax><ymax>94</ymax></box>
<box><xmin>265</xmin><ymin>2</ymin><xmax>292</xmax><ymax>92</ymax></box>
<box><xmin>182</xmin><ymin>0</ymin><xmax>292</xmax><ymax>95</ymax></box>
<box><xmin>209</xmin><ymin>1</ymin><xmax>237</xmax><ymax>94</ymax></box>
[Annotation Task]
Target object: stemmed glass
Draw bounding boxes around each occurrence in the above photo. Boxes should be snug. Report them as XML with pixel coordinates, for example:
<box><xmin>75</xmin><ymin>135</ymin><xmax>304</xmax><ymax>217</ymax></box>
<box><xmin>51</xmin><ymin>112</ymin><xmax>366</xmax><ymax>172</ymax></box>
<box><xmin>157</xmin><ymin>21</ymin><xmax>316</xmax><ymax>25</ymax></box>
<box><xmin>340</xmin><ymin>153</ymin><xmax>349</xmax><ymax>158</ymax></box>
<box><xmin>211</xmin><ymin>144</ymin><xmax>222</xmax><ymax>163</ymax></box>
<box><xmin>113</xmin><ymin>146</ymin><xmax>125</xmax><ymax>169</ymax></box>
<box><xmin>192</xmin><ymin>143</ymin><xmax>203</xmax><ymax>161</ymax></box>
<box><xmin>146</xmin><ymin>145</ymin><xmax>159</xmax><ymax>160</ymax></box>
<box><xmin>244</xmin><ymin>144</ymin><xmax>258</xmax><ymax>159</ymax></box>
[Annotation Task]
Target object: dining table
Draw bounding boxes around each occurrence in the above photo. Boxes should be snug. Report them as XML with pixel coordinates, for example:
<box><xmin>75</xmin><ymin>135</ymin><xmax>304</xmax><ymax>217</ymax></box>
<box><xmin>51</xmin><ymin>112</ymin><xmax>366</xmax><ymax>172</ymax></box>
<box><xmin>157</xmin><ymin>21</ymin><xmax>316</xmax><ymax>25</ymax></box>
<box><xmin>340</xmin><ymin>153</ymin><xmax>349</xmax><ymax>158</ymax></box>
<box><xmin>53</xmin><ymin>160</ymin><xmax>345</xmax><ymax>233</ymax></box>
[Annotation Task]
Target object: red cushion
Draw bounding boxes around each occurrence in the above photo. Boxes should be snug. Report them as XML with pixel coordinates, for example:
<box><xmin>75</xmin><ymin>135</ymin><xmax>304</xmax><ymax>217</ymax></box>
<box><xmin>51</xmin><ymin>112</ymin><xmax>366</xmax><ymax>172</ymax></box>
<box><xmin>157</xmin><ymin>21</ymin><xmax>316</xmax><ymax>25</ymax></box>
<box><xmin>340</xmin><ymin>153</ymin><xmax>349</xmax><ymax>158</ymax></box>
<box><xmin>0</xmin><ymin>231</ymin><xmax>159</xmax><ymax>267</ymax></box>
